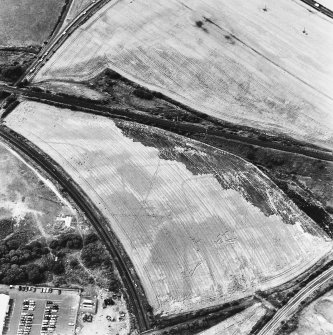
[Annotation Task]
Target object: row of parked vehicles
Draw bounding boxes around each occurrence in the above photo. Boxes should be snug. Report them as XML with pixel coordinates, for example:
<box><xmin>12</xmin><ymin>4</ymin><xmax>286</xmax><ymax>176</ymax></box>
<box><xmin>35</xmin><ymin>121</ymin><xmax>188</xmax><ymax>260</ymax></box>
<box><xmin>17</xmin><ymin>300</ymin><xmax>36</xmax><ymax>335</ymax></box>
<box><xmin>22</xmin><ymin>300</ymin><xmax>35</xmax><ymax>312</ymax></box>
<box><xmin>11</xmin><ymin>285</ymin><xmax>61</xmax><ymax>294</ymax></box>
<box><xmin>41</xmin><ymin>288</ymin><xmax>53</xmax><ymax>293</ymax></box>
<box><xmin>18</xmin><ymin>286</ymin><xmax>36</xmax><ymax>292</ymax></box>
<box><xmin>41</xmin><ymin>301</ymin><xmax>59</xmax><ymax>335</ymax></box>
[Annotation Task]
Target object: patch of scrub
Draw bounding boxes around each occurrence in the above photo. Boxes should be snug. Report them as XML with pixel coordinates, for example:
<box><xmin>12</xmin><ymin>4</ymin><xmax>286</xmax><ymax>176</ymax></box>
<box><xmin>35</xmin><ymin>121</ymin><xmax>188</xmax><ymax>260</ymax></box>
<box><xmin>0</xmin><ymin>140</ymin><xmax>77</xmax><ymax>240</ymax></box>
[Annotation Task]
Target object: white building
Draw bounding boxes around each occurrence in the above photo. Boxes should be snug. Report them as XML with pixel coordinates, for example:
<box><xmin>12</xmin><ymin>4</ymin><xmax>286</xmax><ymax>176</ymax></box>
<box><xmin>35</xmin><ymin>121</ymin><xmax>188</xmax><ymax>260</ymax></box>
<box><xmin>0</xmin><ymin>293</ymin><xmax>9</xmax><ymax>334</ymax></box>
<box><xmin>56</xmin><ymin>215</ymin><xmax>73</xmax><ymax>228</ymax></box>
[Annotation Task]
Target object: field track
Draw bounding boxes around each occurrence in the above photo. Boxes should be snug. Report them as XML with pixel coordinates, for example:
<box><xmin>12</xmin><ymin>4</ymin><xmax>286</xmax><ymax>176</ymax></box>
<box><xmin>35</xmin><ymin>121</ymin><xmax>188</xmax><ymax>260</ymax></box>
<box><xmin>0</xmin><ymin>125</ymin><xmax>150</xmax><ymax>332</ymax></box>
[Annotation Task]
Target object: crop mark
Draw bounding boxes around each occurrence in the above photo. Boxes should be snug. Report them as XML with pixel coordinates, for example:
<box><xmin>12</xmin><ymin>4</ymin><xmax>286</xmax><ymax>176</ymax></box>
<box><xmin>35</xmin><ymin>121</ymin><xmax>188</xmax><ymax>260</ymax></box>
<box><xmin>203</xmin><ymin>17</ymin><xmax>333</xmax><ymax>101</ymax></box>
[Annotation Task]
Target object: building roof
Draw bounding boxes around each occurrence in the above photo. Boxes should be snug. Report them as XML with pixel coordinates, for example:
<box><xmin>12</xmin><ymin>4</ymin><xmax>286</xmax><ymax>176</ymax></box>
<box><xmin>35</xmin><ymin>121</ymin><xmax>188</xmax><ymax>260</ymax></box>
<box><xmin>0</xmin><ymin>293</ymin><xmax>9</xmax><ymax>335</ymax></box>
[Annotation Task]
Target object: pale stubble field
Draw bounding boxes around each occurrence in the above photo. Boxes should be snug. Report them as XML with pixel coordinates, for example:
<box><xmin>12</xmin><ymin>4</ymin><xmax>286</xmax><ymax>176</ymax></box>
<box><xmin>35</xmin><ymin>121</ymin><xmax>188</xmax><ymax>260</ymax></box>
<box><xmin>5</xmin><ymin>101</ymin><xmax>332</xmax><ymax>316</ymax></box>
<box><xmin>33</xmin><ymin>0</ymin><xmax>333</xmax><ymax>150</ymax></box>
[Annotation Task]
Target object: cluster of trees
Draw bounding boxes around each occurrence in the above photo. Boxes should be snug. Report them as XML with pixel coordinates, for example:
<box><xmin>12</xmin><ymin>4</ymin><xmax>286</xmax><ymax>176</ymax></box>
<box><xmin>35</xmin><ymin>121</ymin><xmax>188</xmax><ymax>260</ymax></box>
<box><xmin>49</xmin><ymin>233</ymin><xmax>83</xmax><ymax>250</ymax></box>
<box><xmin>0</xmin><ymin>65</ymin><xmax>24</xmax><ymax>82</ymax></box>
<box><xmin>81</xmin><ymin>233</ymin><xmax>112</xmax><ymax>269</ymax></box>
<box><xmin>133</xmin><ymin>88</ymin><xmax>154</xmax><ymax>100</ymax></box>
<box><xmin>0</xmin><ymin>218</ymin><xmax>14</xmax><ymax>239</ymax></box>
<box><xmin>0</xmin><ymin>230</ymin><xmax>117</xmax><ymax>287</ymax></box>
<box><xmin>1</xmin><ymin>263</ymin><xmax>44</xmax><ymax>285</ymax></box>
<box><xmin>0</xmin><ymin>91</ymin><xmax>10</xmax><ymax>101</ymax></box>
<box><xmin>0</xmin><ymin>231</ymin><xmax>74</xmax><ymax>285</ymax></box>
<box><xmin>0</xmin><ymin>233</ymin><xmax>50</xmax><ymax>284</ymax></box>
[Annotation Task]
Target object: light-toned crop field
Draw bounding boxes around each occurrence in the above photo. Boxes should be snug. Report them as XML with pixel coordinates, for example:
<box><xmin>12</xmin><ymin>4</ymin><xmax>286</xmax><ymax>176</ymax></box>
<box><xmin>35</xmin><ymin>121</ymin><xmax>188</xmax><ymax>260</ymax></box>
<box><xmin>198</xmin><ymin>303</ymin><xmax>266</xmax><ymax>335</ymax></box>
<box><xmin>33</xmin><ymin>0</ymin><xmax>333</xmax><ymax>150</ymax></box>
<box><xmin>291</xmin><ymin>289</ymin><xmax>333</xmax><ymax>335</ymax></box>
<box><xmin>0</xmin><ymin>0</ymin><xmax>66</xmax><ymax>47</ymax></box>
<box><xmin>6</xmin><ymin>101</ymin><xmax>333</xmax><ymax>316</ymax></box>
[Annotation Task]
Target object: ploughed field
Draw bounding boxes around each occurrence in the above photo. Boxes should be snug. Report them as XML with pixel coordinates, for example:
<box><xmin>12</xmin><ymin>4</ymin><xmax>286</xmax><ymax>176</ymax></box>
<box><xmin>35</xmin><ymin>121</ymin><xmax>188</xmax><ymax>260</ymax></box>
<box><xmin>33</xmin><ymin>0</ymin><xmax>333</xmax><ymax>150</ymax></box>
<box><xmin>0</xmin><ymin>0</ymin><xmax>66</xmax><ymax>47</ymax></box>
<box><xmin>5</xmin><ymin>101</ymin><xmax>332</xmax><ymax>316</ymax></box>
<box><xmin>198</xmin><ymin>303</ymin><xmax>266</xmax><ymax>335</ymax></box>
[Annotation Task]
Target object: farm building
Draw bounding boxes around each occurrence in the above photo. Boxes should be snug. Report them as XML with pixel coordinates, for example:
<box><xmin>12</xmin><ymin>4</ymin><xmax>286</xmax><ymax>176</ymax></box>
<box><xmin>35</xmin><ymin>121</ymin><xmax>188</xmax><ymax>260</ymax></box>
<box><xmin>0</xmin><ymin>293</ymin><xmax>9</xmax><ymax>334</ymax></box>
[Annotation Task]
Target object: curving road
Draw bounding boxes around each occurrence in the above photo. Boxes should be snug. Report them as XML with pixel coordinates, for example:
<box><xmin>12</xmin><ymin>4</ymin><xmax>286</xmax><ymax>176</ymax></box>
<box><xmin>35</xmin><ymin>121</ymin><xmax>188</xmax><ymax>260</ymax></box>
<box><xmin>0</xmin><ymin>125</ymin><xmax>150</xmax><ymax>332</ymax></box>
<box><xmin>257</xmin><ymin>266</ymin><xmax>333</xmax><ymax>335</ymax></box>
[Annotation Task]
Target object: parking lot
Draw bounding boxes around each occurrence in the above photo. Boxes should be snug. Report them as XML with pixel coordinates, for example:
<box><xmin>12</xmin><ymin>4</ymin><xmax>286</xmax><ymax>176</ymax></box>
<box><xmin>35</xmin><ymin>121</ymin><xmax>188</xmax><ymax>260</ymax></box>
<box><xmin>3</xmin><ymin>286</ymin><xmax>80</xmax><ymax>335</ymax></box>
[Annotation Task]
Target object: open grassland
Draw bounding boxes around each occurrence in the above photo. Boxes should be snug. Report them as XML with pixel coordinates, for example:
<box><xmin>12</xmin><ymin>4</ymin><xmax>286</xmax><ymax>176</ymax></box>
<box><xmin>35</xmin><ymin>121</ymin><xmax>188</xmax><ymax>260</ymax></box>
<box><xmin>0</xmin><ymin>140</ymin><xmax>76</xmax><ymax>240</ymax></box>
<box><xmin>0</xmin><ymin>0</ymin><xmax>66</xmax><ymax>47</ymax></box>
<box><xmin>198</xmin><ymin>303</ymin><xmax>266</xmax><ymax>335</ymax></box>
<box><xmin>6</xmin><ymin>101</ymin><xmax>333</xmax><ymax>316</ymax></box>
<box><xmin>34</xmin><ymin>0</ymin><xmax>333</xmax><ymax>150</ymax></box>
<box><xmin>290</xmin><ymin>289</ymin><xmax>333</xmax><ymax>335</ymax></box>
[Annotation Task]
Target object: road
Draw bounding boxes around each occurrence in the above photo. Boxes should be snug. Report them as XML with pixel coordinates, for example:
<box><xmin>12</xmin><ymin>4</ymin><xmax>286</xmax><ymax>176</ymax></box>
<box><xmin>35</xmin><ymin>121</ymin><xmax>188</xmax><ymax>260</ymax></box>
<box><xmin>299</xmin><ymin>0</ymin><xmax>333</xmax><ymax>18</ymax></box>
<box><xmin>0</xmin><ymin>126</ymin><xmax>150</xmax><ymax>332</ymax></box>
<box><xmin>257</xmin><ymin>267</ymin><xmax>333</xmax><ymax>335</ymax></box>
<box><xmin>20</xmin><ymin>0</ymin><xmax>332</xmax><ymax>84</ymax></box>
<box><xmin>21</xmin><ymin>0</ymin><xmax>115</xmax><ymax>83</ymax></box>
<box><xmin>49</xmin><ymin>0</ymin><xmax>75</xmax><ymax>39</ymax></box>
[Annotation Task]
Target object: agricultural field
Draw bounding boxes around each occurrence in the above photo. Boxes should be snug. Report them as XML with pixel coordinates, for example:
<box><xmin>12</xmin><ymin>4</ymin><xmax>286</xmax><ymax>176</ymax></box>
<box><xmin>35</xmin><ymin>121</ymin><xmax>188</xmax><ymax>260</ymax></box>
<box><xmin>5</xmin><ymin>100</ymin><xmax>333</xmax><ymax>317</ymax></box>
<box><xmin>198</xmin><ymin>303</ymin><xmax>266</xmax><ymax>335</ymax></box>
<box><xmin>33</xmin><ymin>0</ymin><xmax>333</xmax><ymax>150</ymax></box>
<box><xmin>290</xmin><ymin>289</ymin><xmax>333</xmax><ymax>335</ymax></box>
<box><xmin>0</xmin><ymin>0</ymin><xmax>66</xmax><ymax>47</ymax></box>
<box><xmin>0</xmin><ymin>137</ymin><xmax>124</xmax><ymax>302</ymax></box>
